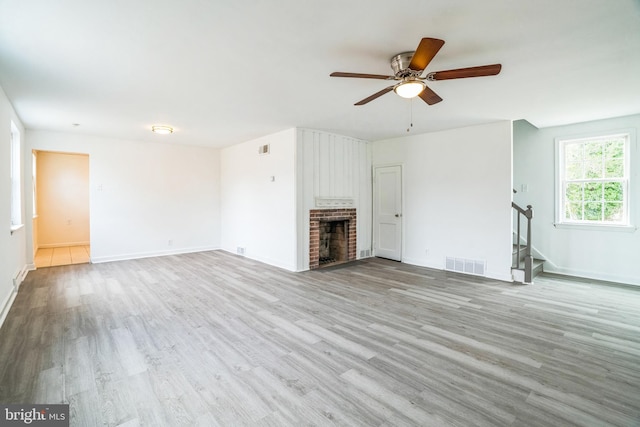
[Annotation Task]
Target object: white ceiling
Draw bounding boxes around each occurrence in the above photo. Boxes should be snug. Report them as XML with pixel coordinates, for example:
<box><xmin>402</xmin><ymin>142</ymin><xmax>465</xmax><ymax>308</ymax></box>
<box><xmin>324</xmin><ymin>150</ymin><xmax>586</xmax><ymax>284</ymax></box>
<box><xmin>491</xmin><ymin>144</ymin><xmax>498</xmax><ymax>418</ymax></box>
<box><xmin>1</xmin><ymin>0</ymin><xmax>639</xmax><ymax>148</ymax></box>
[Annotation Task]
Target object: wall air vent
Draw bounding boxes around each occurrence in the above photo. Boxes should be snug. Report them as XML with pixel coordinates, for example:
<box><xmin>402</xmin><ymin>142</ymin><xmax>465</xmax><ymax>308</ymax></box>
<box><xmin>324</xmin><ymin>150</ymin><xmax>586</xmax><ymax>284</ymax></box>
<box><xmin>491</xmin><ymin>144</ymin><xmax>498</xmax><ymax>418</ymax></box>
<box><xmin>360</xmin><ymin>249</ymin><xmax>371</xmax><ymax>258</ymax></box>
<box><xmin>237</xmin><ymin>247</ymin><xmax>246</xmax><ymax>256</ymax></box>
<box><xmin>258</xmin><ymin>144</ymin><xmax>270</xmax><ymax>155</ymax></box>
<box><xmin>445</xmin><ymin>256</ymin><xmax>486</xmax><ymax>277</ymax></box>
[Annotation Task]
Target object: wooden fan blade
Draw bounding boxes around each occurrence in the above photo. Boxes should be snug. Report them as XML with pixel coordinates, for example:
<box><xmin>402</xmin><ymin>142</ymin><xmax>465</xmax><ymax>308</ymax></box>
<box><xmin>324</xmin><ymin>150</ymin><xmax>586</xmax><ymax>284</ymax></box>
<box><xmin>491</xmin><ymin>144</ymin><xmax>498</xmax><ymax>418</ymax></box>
<box><xmin>429</xmin><ymin>64</ymin><xmax>502</xmax><ymax>80</ymax></box>
<box><xmin>330</xmin><ymin>72</ymin><xmax>394</xmax><ymax>80</ymax></box>
<box><xmin>355</xmin><ymin>86</ymin><xmax>394</xmax><ymax>105</ymax></box>
<box><xmin>418</xmin><ymin>85</ymin><xmax>442</xmax><ymax>105</ymax></box>
<box><xmin>408</xmin><ymin>38</ymin><xmax>445</xmax><ymax>71</ymax></box>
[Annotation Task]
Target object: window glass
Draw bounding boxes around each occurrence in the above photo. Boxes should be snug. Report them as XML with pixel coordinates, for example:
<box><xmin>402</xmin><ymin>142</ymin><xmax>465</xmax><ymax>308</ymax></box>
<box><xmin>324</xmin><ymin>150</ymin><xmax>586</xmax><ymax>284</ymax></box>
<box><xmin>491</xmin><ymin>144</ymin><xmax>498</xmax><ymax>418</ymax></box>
<box><xmin>559</xmin><ymin>134</ymin><xmax>629</xmax><ymax>225</ymax></box>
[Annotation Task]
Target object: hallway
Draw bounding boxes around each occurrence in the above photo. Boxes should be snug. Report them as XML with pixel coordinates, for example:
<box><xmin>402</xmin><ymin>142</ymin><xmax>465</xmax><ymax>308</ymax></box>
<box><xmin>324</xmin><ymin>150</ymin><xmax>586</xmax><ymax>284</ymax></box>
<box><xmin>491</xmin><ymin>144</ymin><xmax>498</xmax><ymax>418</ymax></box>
<box><xmin>34</xmin><ymin>245</ymin><xmax>90</xmax><ymax>268</ymax></box>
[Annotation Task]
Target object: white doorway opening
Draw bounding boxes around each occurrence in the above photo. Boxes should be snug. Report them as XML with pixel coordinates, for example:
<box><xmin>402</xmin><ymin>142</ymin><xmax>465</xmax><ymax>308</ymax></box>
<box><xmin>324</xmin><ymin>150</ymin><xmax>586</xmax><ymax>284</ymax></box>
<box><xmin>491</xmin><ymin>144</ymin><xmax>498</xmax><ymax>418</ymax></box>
<box><xmin>33</xmin><ymin>150</ymin><xmax>90</xmax><ymax>267</ymax></box>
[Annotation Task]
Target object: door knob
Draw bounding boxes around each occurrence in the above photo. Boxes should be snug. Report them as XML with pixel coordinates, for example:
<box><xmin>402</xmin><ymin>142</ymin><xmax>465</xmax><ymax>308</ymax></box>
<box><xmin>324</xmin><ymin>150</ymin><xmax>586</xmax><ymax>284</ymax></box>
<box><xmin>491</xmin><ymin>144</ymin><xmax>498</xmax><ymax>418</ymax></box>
<box><xmin>395</xmin><ymin>213</ymin><xmax>402</xmax><ymax>217</ymax></box>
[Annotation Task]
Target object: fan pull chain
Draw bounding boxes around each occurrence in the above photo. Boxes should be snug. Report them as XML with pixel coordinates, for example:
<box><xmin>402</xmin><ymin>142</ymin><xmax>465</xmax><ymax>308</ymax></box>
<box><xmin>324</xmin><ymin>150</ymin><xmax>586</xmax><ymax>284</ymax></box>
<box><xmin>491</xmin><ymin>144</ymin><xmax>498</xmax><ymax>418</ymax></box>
<box><xmin>407</xmin><ymin>98</ymin><xmax>414</xmax><ymax>132</ymax></box>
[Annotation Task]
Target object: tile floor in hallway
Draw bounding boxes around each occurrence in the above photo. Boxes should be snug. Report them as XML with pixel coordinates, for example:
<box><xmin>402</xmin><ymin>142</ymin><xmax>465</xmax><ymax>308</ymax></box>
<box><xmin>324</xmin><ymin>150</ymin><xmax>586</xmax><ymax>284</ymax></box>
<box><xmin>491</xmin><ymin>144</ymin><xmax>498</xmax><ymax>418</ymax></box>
<box><xmin>34</xmin><ymin>245</ymin><xmax>91</xmax><ymax>268</ymax></box>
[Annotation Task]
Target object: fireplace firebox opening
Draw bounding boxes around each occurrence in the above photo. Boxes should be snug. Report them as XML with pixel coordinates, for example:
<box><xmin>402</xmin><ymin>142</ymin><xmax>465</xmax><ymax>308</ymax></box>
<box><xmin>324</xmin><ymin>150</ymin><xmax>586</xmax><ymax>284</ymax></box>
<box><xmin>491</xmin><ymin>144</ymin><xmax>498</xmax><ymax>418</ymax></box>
<box><xmin>319</xmin><ymin>220</ymin><xmax>348</xmax><ymax>266</ymax></box>
<box><xmin>309</xmin><ymin>208</ymin><xmax>356</xmax><ymax>269</ymax></box>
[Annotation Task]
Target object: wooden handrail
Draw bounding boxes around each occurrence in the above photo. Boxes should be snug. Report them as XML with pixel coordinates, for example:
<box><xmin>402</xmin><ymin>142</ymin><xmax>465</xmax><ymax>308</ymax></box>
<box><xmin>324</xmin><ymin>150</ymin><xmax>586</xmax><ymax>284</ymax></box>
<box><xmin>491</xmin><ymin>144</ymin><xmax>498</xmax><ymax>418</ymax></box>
<box><xmin>511</xmin><ymin>202</ymin><xmax>533</xmax><ymax>218</ymax></box>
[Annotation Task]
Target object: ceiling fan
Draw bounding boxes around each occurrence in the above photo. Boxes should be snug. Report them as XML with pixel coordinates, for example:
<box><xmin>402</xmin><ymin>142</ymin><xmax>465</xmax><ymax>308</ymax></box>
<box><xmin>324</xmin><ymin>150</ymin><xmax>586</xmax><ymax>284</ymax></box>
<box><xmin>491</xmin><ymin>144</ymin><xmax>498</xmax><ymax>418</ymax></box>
<box><xmin>330</xmin><ymin>38</ymin><xmax>501</xmax><ymax>106</ymax></box>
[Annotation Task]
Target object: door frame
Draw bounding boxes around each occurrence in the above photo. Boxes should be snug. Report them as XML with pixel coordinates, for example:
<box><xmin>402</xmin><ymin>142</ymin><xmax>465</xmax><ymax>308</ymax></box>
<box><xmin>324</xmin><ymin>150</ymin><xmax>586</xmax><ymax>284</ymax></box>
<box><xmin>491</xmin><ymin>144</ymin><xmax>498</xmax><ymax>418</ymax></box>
<box><xmin>372</xmin><ymin>163</ymin><xmax>404</xmax><ymax>261</ymax></box>
<box><xmin>31</xmin><ymin>149</ymin><xmax>91</xmax><ymax>267</ymax></box>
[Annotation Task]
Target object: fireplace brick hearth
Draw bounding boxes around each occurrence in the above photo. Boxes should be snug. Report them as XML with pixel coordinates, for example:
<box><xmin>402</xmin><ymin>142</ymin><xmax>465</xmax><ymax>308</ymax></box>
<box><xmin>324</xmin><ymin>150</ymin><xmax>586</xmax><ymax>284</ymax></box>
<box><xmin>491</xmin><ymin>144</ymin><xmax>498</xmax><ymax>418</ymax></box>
<box><xmin>309</xmin><ymin>208</ymin><xmax>356</xmax><ymax>269</ymax></box>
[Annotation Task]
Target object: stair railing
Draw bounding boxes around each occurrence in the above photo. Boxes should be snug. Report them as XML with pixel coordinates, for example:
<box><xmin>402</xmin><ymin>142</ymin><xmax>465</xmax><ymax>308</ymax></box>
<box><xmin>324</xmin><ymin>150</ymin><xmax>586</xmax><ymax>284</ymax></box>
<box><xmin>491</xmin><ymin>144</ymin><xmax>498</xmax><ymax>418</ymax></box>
<box><xmin>512</xmin><ymin>202</ymin><xmax>534</xmax><ymax>283</ymax></box>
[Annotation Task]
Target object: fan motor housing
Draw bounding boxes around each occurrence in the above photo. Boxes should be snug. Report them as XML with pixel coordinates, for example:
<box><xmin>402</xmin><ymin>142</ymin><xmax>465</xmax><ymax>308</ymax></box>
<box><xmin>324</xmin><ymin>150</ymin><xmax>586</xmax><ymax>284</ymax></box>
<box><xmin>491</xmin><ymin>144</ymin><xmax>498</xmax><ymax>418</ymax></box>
<box><xmin>390</xmin><ymin>51</ymin><xmax>417</xmax><ymax>77</ymax></box>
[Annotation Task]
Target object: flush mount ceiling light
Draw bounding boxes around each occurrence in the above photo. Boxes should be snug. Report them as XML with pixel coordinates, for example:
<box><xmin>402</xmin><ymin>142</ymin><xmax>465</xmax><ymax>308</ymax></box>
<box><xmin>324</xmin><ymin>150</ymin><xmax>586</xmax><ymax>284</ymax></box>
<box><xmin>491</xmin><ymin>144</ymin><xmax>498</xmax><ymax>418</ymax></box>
<box><xmin>151</xmin><ymin>125</ymin><xmax>174</xmax><ymax>134</ymax></box>
<box><xmin>394</xmin><ymin>79</ymin><xmax>426</xmax><ymax>99</ymax></box>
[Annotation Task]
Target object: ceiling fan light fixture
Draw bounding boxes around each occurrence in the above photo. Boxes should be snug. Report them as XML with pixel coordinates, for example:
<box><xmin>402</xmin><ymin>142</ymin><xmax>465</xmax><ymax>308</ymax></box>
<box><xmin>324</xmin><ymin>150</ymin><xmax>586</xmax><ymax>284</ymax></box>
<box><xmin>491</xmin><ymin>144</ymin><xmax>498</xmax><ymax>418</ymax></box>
<box><xmin>394</xmin><ymin>80</ymin><xmax>426</xmax><ymax>99</ymax></box>
<box><xmin>330</xmin><ymin>37</ymin><xmax>501</xmax><ymax>106</ymax></box>
<box><xmin>151</xmin><ymin>125</ymin><xmax>174</xmax><ymax>134</ymax></box>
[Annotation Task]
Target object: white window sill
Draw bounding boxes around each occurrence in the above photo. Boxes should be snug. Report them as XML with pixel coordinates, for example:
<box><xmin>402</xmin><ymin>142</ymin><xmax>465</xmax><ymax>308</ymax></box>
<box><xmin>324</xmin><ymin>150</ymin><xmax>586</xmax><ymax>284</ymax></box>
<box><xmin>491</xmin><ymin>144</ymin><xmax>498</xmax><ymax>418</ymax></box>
<box><xmin>10</xmin><ymin>223</ymin><xmax>24</xmax><ymax>235</ymax></box>
<box><xmin>554</xmin><ymin>222</ymin><xmax>636</xmax><ymax>232</ymax></box>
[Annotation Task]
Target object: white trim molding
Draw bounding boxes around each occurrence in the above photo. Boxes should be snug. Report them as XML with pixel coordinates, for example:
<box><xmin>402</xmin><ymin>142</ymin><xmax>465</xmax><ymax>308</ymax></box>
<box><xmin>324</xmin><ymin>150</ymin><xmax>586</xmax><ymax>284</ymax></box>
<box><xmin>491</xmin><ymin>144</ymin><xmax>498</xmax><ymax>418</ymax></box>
<box><xmin>314</xmin><ymin>197</ymin><xmax>355</xmax><ymax>207</ymax></box>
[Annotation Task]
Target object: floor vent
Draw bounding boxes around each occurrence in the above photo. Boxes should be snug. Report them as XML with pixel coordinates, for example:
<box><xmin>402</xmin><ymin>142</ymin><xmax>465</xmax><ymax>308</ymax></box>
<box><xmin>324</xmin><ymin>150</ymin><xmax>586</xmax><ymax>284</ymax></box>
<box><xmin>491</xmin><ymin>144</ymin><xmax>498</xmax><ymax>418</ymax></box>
<box><xmin>445</xmin><ymin>257</ymin><xmax>486</xmax><ymax>277</ymax></box>
<box><xmin>360</xmin><ymin>249</ymin><xmax>371</xmax><ymax>258</ymax></box>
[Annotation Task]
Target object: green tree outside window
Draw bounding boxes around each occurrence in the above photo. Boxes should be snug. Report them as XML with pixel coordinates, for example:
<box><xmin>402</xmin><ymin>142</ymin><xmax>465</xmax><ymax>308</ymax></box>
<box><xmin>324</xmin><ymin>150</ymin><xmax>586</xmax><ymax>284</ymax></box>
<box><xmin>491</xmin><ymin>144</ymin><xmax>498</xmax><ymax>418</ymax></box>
<box><xmin>560</xmin><ymin>135</ymin><xmax>628</xmax><ymax>224</ymax></box>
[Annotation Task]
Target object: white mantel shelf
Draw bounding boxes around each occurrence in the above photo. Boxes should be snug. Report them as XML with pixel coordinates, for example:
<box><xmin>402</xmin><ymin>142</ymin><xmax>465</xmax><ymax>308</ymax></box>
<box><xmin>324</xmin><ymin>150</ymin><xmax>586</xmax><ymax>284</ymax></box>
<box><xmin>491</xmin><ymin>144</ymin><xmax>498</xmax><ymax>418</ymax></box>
<box><xmin>315</xmin><ymin>197</ymin><xmax>355</xmax><ymax>208</ymax></box>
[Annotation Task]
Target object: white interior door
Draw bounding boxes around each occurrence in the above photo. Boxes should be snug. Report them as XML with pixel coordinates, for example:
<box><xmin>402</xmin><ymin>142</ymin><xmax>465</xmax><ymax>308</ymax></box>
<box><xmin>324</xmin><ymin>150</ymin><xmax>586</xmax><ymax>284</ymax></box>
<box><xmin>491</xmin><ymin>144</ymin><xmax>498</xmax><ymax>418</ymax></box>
<box><xmin>374</xmin><ymin>165</ymin><xmax>402</xmax><ymax>261</ymax></box>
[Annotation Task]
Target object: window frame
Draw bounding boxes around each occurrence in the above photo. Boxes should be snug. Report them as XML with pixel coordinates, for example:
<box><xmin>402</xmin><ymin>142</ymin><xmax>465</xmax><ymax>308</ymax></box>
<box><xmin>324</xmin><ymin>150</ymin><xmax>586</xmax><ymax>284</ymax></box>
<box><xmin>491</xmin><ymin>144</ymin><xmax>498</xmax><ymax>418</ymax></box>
<box><xmin>10</xmin><ymin>121</ymin><xmax>23</xmax><ymax>231</ymax></box>
<box><xmin>555</xmin><ymin>129</ymin><xmax>636</xmax><ymax>231</ymax></box>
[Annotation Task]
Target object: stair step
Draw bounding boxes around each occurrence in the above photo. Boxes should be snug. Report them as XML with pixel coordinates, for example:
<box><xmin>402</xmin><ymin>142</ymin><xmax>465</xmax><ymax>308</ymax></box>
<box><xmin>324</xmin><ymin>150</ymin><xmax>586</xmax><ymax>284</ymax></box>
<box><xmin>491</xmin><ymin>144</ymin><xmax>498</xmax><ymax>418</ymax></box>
<box><xmin>512</xmin><ymin>244</ymin><xmax>526</xmax><ymax>253</ymax></box>
<box><xmin>532</xmin><ymin>259</ymin><xmax>544</xmax><ymax>277</ymax></box>
<box><xmin>511</xmin><ymin>258</ymin><xmax>545</xmax><ymax>284</ymax></box>
<box><xmin>512</xmin><ymin>258</ymin><xmax>544</xmax><ymax>270</ymax></box>
<box><xmin>512</xmin><ymin>245</ymin><xmax>544</xmax><ymax>266</ymax></box>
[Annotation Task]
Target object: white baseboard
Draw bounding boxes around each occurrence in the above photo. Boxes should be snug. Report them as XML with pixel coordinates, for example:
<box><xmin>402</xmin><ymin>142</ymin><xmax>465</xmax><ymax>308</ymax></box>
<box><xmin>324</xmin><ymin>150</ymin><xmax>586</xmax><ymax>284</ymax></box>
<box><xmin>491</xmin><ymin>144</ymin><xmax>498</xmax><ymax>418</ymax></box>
<box><xmin>401</xmin><ymin>256</ymin><xmax>441</xmax><ymax>270</ymax></box>
<box><xmin>486</xmin><ymin>270</ymin><xmax>517</xmax><ymax>283</ymax></box>
<box><xmin>91</xmin><ymin>246</ymin><xmax>220</xmax><ymax>264</ymax></box>
<box><xmin>13</xmin><ymin>266</ymin><xmax>28</xmax><ymax>291</ymax></box>
<box><xmin>542</xmin><ymin>265</ymin><xmax>639</xmax><ymax>287</ymax></box>
<box><xmin>520</xmin><ymin>242</ymin><xmax>637</xmax><ymax>286</ymax></box>
<box><xmin>1</xmin><ymin>264</ymin><xmax>29</xmax><ymax>331</ymax></box>
<box><xmin>220</xmin><ymin>249</ymin><xmax>297</xmax><ymax>272</ymax></box>
<box><xmin>402</xmin><ymin>256</ymin><xmax>514</xmax><ymax>283</ymax></box>
<box><xmin>0</xmin><ymin>289</ymin><xmax>18</xmax><ymax>331</ymax></box>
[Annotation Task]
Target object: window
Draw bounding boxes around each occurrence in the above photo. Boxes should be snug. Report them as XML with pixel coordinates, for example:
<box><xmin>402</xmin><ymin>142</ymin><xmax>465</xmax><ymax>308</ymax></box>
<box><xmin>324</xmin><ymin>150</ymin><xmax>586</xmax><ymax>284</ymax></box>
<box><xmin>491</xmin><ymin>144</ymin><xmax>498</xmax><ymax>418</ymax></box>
<box><xmin>557</xmin><ymin>133</ymin><xmax>630</xmax><ymax>226</ymax></box>
<box><xmin>10</xmin><ymin>121</ymin><xmax>22</xmax><ymax>229</ymax></box>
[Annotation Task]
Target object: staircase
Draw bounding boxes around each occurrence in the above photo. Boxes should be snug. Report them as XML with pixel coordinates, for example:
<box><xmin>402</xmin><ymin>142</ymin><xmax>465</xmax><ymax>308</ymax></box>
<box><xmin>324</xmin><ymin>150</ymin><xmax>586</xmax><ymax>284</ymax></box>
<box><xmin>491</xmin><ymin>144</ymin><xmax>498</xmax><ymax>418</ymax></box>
<box><xmin>511</xmin><ymin>201</ymin><xmax>544</xmax><ymax>284</ymax></box>
<box><xmin>512</xmin><ymin>243</ymin><xmax>544</xmax><ymax>283</ymax></box>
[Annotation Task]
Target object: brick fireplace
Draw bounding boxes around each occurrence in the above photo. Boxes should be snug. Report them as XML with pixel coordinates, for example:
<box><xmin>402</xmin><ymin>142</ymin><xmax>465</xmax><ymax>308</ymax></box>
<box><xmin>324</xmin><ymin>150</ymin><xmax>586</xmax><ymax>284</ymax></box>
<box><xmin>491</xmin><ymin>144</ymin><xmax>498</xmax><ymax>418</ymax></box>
<box><xmin>309</xmin><ymin>208</ymin><xmax>357</xmax><ymax>269</ymax></box>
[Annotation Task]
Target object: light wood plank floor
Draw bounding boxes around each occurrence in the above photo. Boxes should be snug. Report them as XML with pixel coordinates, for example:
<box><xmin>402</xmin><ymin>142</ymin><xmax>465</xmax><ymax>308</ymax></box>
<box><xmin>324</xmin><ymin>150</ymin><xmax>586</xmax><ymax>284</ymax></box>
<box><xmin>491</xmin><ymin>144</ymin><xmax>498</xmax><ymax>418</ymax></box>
<box><xmin>34</xmin><ymin>245</ymin><xmax>91</xmax><ymax>268</ymax></box>
<box><xmin>1</xmin><ymin>251</ymin><xmax>639</xmax><ymax>426</ymax></box>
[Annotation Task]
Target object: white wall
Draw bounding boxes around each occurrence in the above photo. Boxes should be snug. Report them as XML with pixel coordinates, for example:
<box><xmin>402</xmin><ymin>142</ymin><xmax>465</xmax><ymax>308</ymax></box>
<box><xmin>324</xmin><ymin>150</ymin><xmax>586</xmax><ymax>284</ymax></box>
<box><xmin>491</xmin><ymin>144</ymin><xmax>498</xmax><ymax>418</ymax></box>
<box><xmin>373</xmin><ymin>121</ymin><xmax>514</xmax><ymax>282</ymax></box>
<box><xmin>0</xmin><ymin>86</ymin><xmax>27</xmax><ymax>328</ymax></box>
<box><xmin>26</xmin><ymin>131</ymin><xmax>221</xmax><ymax>263</ymax></box>
<box><xmin>220</xmin><ymin>128</ymin><xmax>297</xmax><ymax>270</ymax></box>
<box><xmin>296</xmin><ymin>129</ymin><xmax>372</xmax><ymax>271</ymax></box>
<box><xmin>514</xmin><ymin>115</ymin><xmax>640</xmax><ymax>285</ymax></box>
